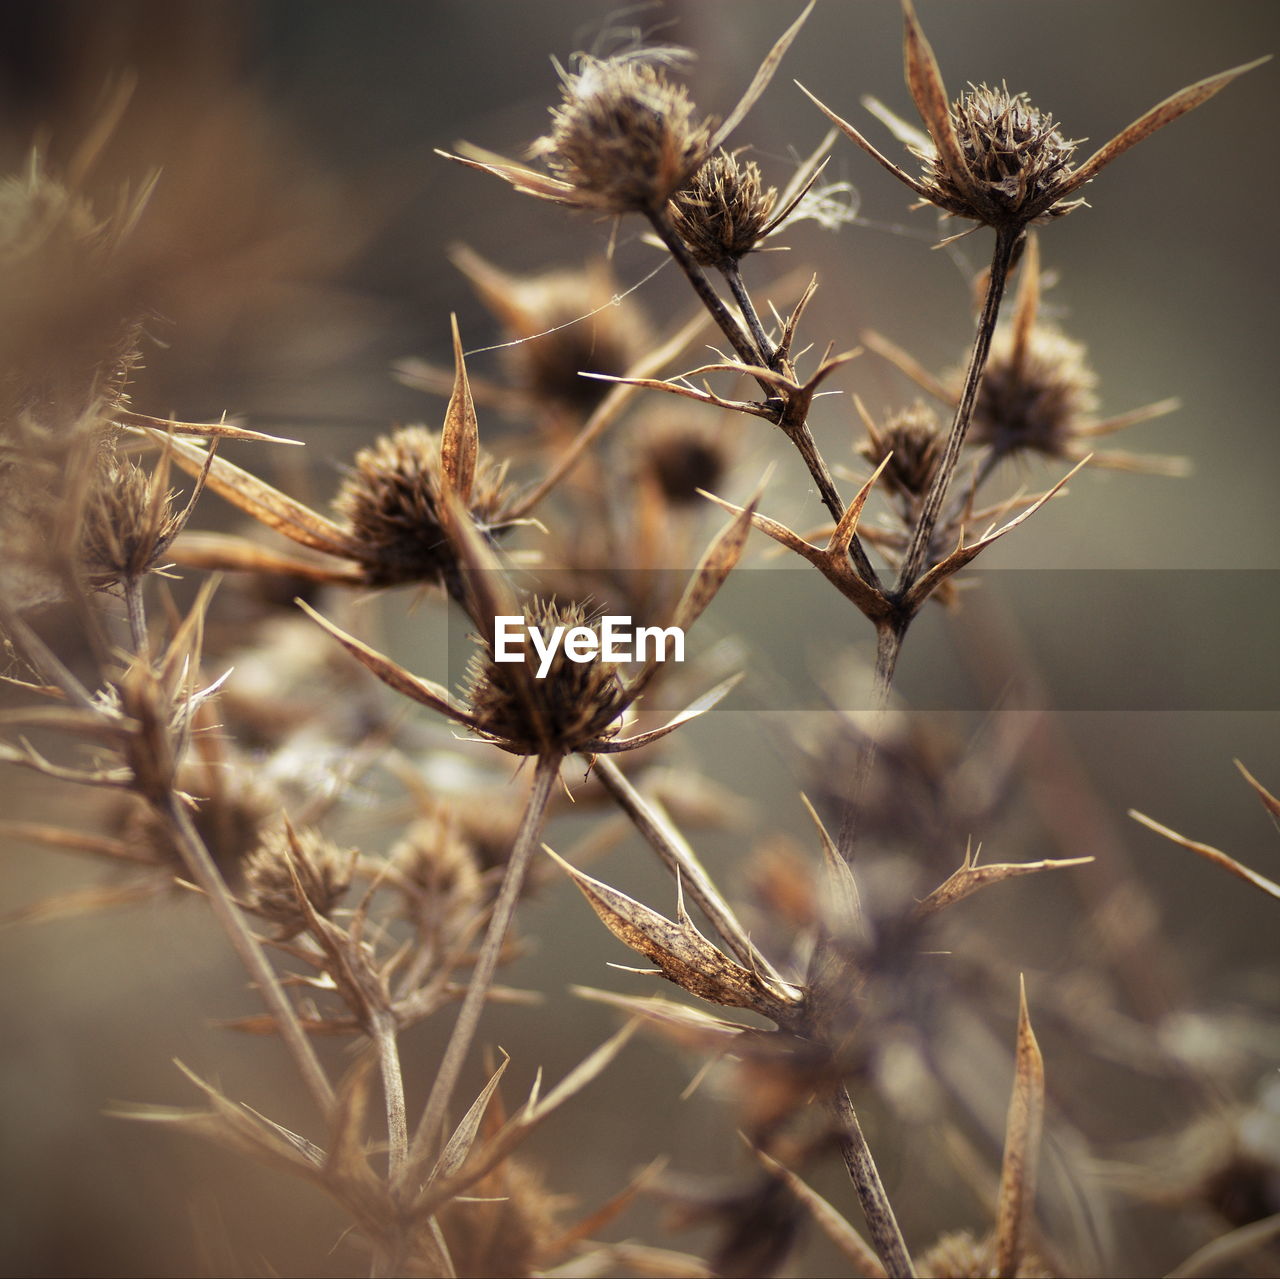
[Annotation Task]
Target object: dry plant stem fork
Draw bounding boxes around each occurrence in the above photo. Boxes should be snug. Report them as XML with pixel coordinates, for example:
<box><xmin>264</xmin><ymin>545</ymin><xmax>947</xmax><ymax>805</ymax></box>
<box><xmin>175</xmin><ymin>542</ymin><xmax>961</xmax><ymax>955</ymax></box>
<box><xmin>647</xmin><ymin>206</ymin><xmax>881</xmax><ymax>588</ymax></box>
<box><xmin>405</xmin><ymin>751</ymin><xmax>560</xmax><ymax>1179</ymax></box>
<box><xmin>891</xmin><ymin>226</ymin><xmax>1020</xmax><ymax>630</ymax></box>
<box><xmin>839</xmin><ymin>226</ymin><xmax>1021</xmax><ymax>859</ymax></box>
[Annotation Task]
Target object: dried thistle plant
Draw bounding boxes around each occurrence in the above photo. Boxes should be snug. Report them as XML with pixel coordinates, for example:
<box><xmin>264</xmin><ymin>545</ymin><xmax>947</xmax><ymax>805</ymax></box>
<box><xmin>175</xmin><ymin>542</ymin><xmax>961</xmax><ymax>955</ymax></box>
<box><xmin>1</xmin><ymin>6</ymin><xmax>1274</xmax><ymax>1279</ymax></box>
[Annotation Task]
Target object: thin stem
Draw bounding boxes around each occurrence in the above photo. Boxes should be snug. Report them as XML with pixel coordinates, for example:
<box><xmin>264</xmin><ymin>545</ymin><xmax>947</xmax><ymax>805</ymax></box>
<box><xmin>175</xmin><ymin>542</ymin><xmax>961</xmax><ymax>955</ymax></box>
<box><xmin>651</xmin><ymin>213</ymin><xmax>883</xmax><ymax>591</ymax></box>
<box><xmin>164</xmin><ymin>793</ymin><xmax>335</xmax><ymax>1116</ymax></box>
<box><xmin>722</xmin><ymin>261</ymin><xmax>777</xmax><ymax>369</ymax></box>
<box><xmin>835</xmin><ymin>619</ymin><xmax>902</xmax><ymax>863</ymax></box>
<box><xmin>371</xmin><ymin>1011</ymin><xmax>409</xmax><ymax>1180</ymax></box>
<box><xmin>124</xmin><ymin>577</ymin><xmax>149</xmax><ymax>660</ymax></box>
<box><xmin>647</xmin><ymin>208</ymin><xmax>764</xmax><ymax>371</ymax></box>
<box><xmin>592</xmin><ymin>755</ymin><xmax>791</xmax><ymax>990</ymax></box>
<box><xmin>895</xmin><ymin>226</ymin><xmax>1019</xmax><ymax>595</ymax></box>
<box><xmin>408</xmin><ymin>752</ymin><xmax>560</xmax><ymax>1168</ymax></box>
<box><xmin>828</xmin><ymin>1085</ymin><xmax>916</xmax><ymax>1278</ymax></box>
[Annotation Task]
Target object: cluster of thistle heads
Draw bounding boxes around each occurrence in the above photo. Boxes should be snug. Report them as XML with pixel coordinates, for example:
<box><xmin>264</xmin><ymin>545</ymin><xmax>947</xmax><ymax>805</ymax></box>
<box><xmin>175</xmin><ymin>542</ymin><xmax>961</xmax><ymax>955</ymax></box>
<box><xmin>0</xmin><ymin>3</ymin><xmax>1275</xmax><ymax>1277</ymax></box>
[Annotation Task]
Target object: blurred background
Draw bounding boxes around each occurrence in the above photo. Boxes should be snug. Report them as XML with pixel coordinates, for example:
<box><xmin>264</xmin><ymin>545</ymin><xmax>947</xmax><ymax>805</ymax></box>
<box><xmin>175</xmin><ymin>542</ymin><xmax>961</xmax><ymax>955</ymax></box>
<box><xmin>1</xmin><ymin>2</ymin><xmax>1277</xmax><ymax>1275</ymax></box>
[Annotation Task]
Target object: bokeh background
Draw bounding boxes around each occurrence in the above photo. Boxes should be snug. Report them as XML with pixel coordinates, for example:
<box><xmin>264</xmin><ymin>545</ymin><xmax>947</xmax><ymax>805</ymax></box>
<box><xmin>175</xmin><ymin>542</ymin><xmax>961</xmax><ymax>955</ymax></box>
<box><xmin>1</xmin><ymin>2</ymin><xmax>1277</xmax><ymax>1275</ymax></box>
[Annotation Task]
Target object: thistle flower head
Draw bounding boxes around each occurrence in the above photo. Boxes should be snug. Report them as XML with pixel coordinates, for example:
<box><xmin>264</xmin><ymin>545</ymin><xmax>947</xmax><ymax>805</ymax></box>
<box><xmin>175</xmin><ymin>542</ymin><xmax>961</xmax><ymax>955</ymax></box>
<box><xmin>860</xmin><ymin>400</ymin><xmax>944</xmax><ymax>499</ymax></box>
<box><xmin>639</xmin><ymin>415</ymin><xmax>730</xmax><ymax>506</ymax></box>
<box><xmin>533</xmin><ymin>51</ymin><xmax>716</xmax><ymax>215</ymax></box>
<box><xmin>669</xmin><ymin>150</ymin><xmax>778</xmax><ymax>266</ymax></box>
<box><xmin>465</xmin><ymin>598</ymin><xmax>628</xmax><ymax>756</ymax></box>
<box><xmin>968</xmin><ymin>323</ymin><xmax>1096</xmax><ymax>462</ymax></box>
<box><xmin>80</xmin><ymin>457</ymin><xmax>192</xmax><ymax>588</ymax></box>
<box><xmin>919</xmin><ymin>84</ymin><xmax>1080</xmax><ymax>228</ymax></box>
<box><xmin>799</xmin><ymin>0</ymin><xmax>1267</xmax><ymax>235</ymax></box>
<box><xmin>244</xmin><ymin>821</ymin><xmax>353</xmax><ymax>939</ymax></box>
<box><xmin>332</xmin><ymin>425</ymin><xmax>514</xmax><ymax>589</ymax></box>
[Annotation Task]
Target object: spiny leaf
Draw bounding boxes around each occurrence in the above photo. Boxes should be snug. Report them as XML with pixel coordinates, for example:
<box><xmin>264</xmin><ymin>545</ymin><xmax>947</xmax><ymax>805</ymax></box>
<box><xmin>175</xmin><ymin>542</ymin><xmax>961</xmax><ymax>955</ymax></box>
<box><xmin>710</xmin><ymin>1</ymin><xmax>815</xmax><ymax>152</ymax></box>
<box><xmin>546</xmin><ymin>849</ymin><xmax>787</xmax><ymax>1017</ymax></box>
<box><xmin>915</xmin><ymin>843</ymin><xmax>1094</xmax><ymax>918</ymax></box>
<box><xmin>296</xmin><ymin>600</ymin><xmax>478</xmax><ymax>729</ymax></box>
<box><xmin>592</xmin><ymin>674</ymin><xmax>743</xmax><ymax>754</ymax></box>
<box><xmin>1061</xmin><ymin>56</ymin><xmax>1272</xmax><ymax>198</ymax></box>
<box><xmin>426</xmin><ymin>1053</ymin><xmax>510</xmax><ymax>1186</ymax></box>
<box><xmin>994</xmin><ymin>978</ymin><xmax>1045</xmax><ymax>1279</ymax></box>
<box><xmin>748</xmin><ymin>1144</ymin><xmax>886</xmax><ymax>1279</ymax></box>
<box><xmin>1129</xmin><ymin>810</ymin><xmax>1280</xmax><ymax>902</ymax></box>
<box><xmin>1236</xmin><ymin>759</ymin><xmax>1280</xmax><ymax>829</ymax></box>
<box><xmin>901</xmin><ymin>0</ymin><xmax>971</xmax><ymax>196</ymax></box>
<box><xmin>441</xmin><ymin>314</ymin><xmax>479</xmax><ymax>504</ymax></box>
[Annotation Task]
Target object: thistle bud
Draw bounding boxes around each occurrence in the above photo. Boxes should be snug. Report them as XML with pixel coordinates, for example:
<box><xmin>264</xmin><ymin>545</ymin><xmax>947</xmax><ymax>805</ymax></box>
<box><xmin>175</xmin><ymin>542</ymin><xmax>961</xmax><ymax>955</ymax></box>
<box><xmin>967</xmin><ymin>325</ymin><xmax>1096</xmax><ymax>462</ymax></box>
<box><xmin>860</xmin><ymin>402</ymin><xmax>944</xmax><ymax>500</ymax></box>
<box><xmin>639</xmin><ymin>415</ymin><xmax>729</xmax><ymax>506</ymax></box>
<box><xmin>80</xmin><ymin>458</ymin><xmax>186</xmax><ymax>588</ymax></box>
<box><xmin>669</xmin><ymin>150</ymin><xmax>778</xmax><ymax>267</ymax></box>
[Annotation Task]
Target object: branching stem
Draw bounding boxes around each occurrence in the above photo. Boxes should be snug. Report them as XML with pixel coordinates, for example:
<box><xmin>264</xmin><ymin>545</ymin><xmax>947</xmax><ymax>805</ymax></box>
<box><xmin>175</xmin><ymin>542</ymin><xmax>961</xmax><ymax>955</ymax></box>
<box><xmin>895</xmin><ymin>226</ymin><xmax>1019</xmax><ymax>594</ymax></box>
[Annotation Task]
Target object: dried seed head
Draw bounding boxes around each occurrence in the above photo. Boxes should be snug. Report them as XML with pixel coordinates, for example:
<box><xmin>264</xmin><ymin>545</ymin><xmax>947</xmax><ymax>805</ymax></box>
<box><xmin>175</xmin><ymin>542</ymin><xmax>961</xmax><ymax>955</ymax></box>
<box><xmin>244</xmin><ymin>822</ymin><xmax>352</xmax><ymax>938</ymax></box>
<box><xmin>332</xmin><ymin>426</ymin><xmax>513</xmax><ymax>588</ymax></box>
<box><xmin>391</xmin><ymin>810</ymin><xmax>483</xmax><ymax>919</ymax></box>
<box><xmin>437</xmin><ymin>1155</ymin><xmax>567</xmax><ymax>1279</ymax></box>
<box><xmin>917</xmin><ymin>1230</ymin><xmax>1052</xmax><ymax>1278</ymax></box>
<box><xmin>534</xmin><ymin>53</ymin><xmax>716</xmax><ymax>214</ymax></box>
<box><xmin>967</xmin><ymin>324</ymin><xmax>1097</xmax><ymax>462</ymax></box>
<box><xmin>921</xmin><ymin>85</ymin><xmax>1080</xmax><ymax>228</ymax></box>
<box><xmin>80</xmin><ymin>458</ymin><xmax>187</xmax><ymax>587</ymax></box>
<box><xmin>119</xmin><ymin>760</ymin><xmax>277</xmax><ymax>886</ymax></box>
<box><xmin>466</xmin><ymin>598</ymin><xmax>628</xmax><ymax>755</ymax></box>
<box><xmin>639</xmin><ymin>414</ymin><xmax>729</xmax><ymax>505</ymax></box>
<box><xmin>0</xmin><ymin>165</ymin><xmax>143</xmax><ymax>441</ymax></box>
<box><xmin>860</xmin><ymin>401</ymin><xmax>944</xmax><ymax>499</ymax></box>
<box><xmin>669</xmin><ymin>150</ymin><xmax>778</xmax><ymax>266</ymax></box>
<box><xmin>505</xmin><ymin>267</ymin><xmax>647</xmax><ymax>415</ymax></box>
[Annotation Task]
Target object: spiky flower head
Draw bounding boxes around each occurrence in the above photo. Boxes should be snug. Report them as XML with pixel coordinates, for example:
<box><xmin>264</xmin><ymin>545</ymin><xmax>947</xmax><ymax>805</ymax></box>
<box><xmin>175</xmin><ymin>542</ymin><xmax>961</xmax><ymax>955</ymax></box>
<box><xmin>917</xmin><ymin>1229</ymin><xmax>1052</xmax><ymax>1278</ymax></box>
<box><xmin>332</xmin><ymin>425</ymin><xmax>513</xmax><ymax>589</ymax></box>
<box><xmin>920</xmin><ymin>85</ymin><xmax>1080</xmax><ymax>229</ymax></box>
<box><xmin>244</xmin><ymin>822</ymin><xmax>353</xmax><ymax>939</ymax></box>
<box><xmin>860</xmin><ymin>401</ymin><xmax>944</xmax><ymax>499</ymax></box>
<box><xmin>968</xmin><ymin>324</ymin><xmax>1097</xmax><ymax>462</ymax></box>
<box><xmin>80</xmin><ymin>457</ymin><xmax>190</xmax><ymax>588</ymax></box>
<box><xmin>639</xmin><ymin>415</ymin><xmax>729</xmax><ymax>506</ymax></box>
<box><xmin>532</xmin><ymin>52</ymin><xmax>717</xmax><ymax>215</ymax></box>
<box><xmin>669</xmin><ymin>150</ymin><xmax>778</xmax><ymax>267</ymax></box>
<box><xmin>800</xmin><ymin>1</ymin><xmax>1266</xmax><ymax>236</ymax></box>
<box><xmin>466</xmin><ymin>598</ymin><xmax>627</xmax><ymax>756</ymax></box>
